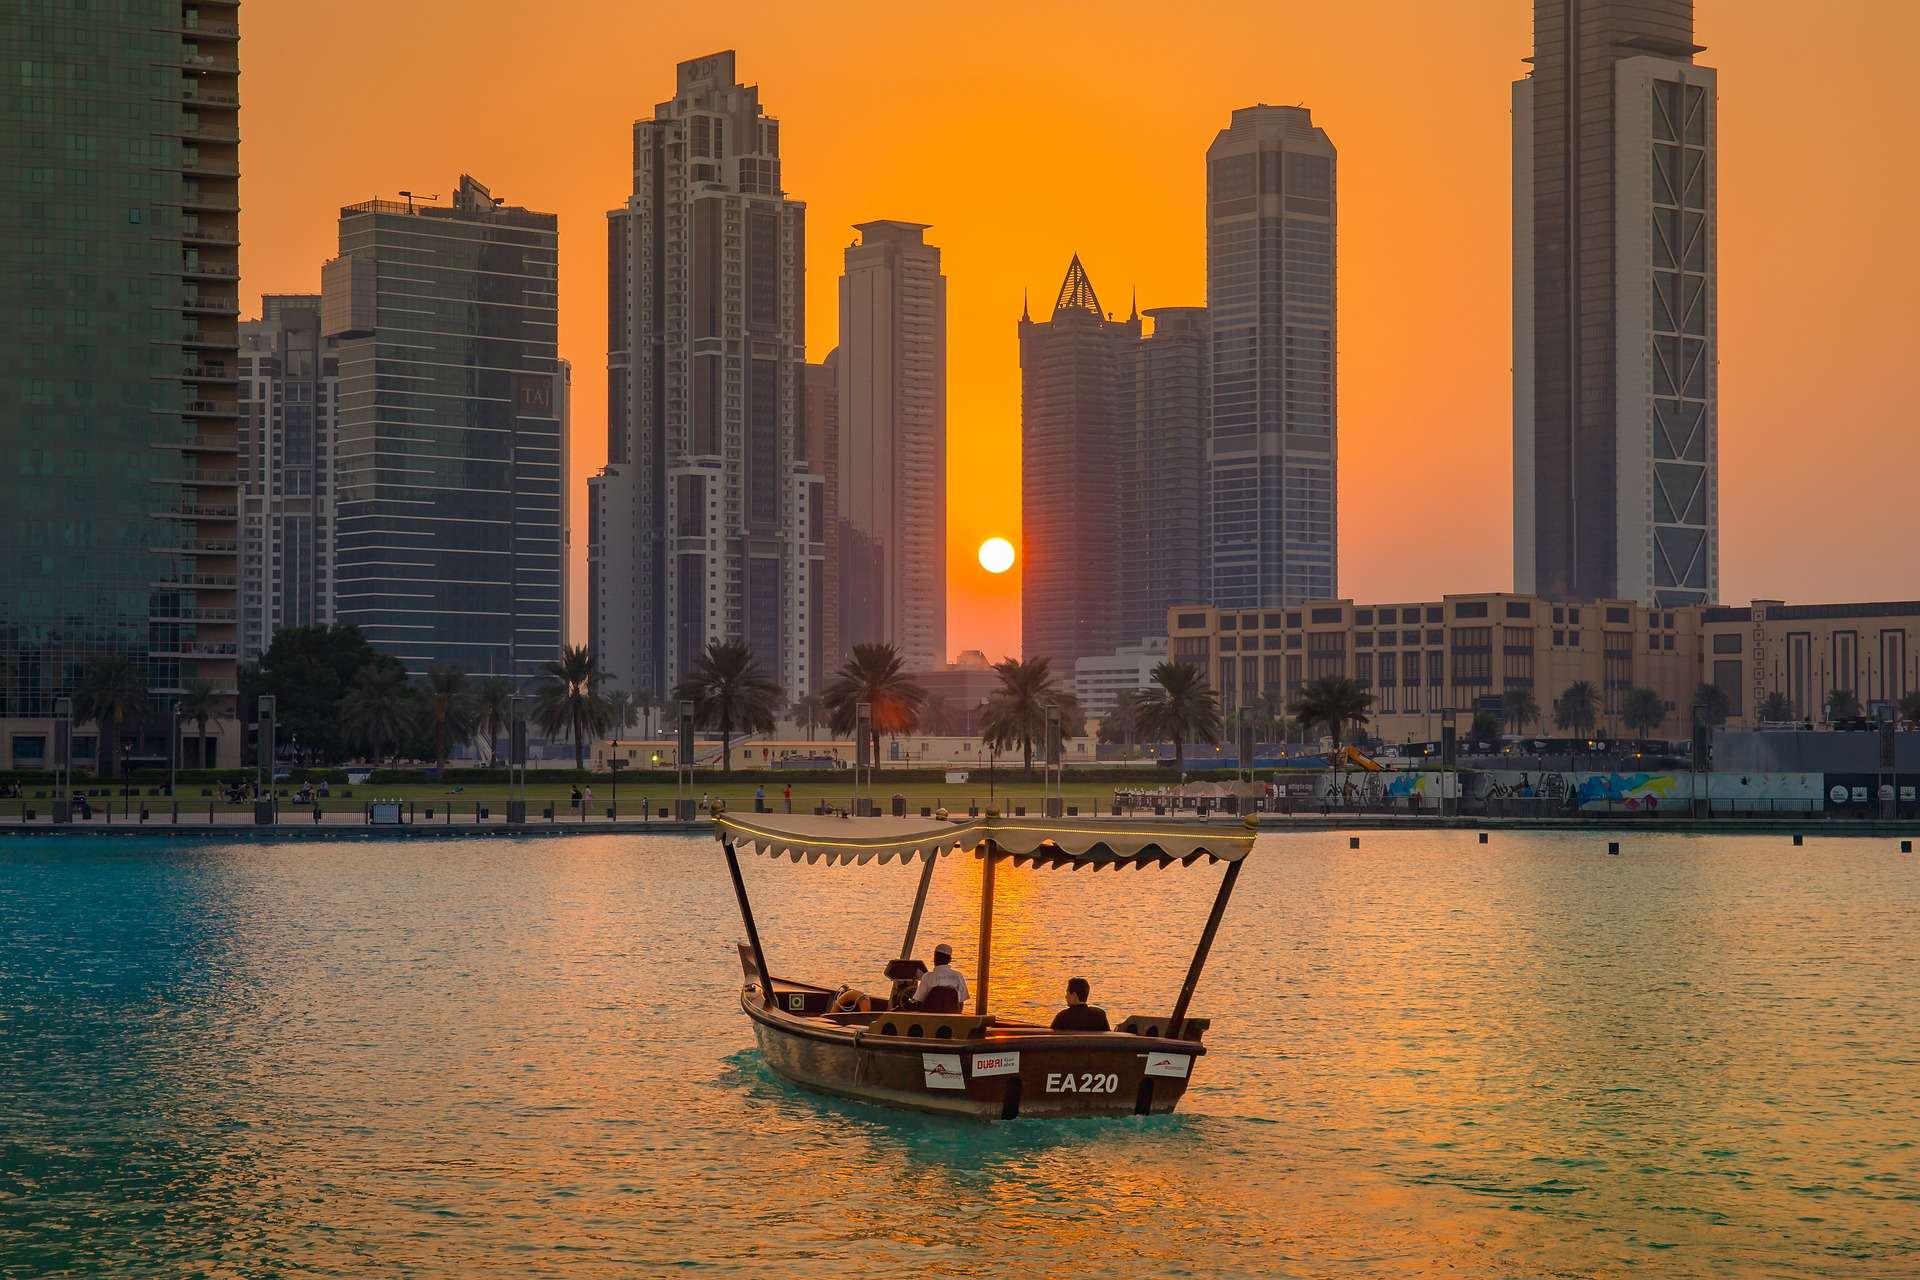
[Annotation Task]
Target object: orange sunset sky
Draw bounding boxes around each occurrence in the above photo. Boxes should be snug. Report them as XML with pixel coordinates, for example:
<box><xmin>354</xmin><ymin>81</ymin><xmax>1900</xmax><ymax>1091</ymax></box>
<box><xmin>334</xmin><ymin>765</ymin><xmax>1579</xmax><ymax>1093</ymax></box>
<box><xmin>240</xmin><ymin>1</ymin><xmax>1920</xmax><ymax>665</ymax></box>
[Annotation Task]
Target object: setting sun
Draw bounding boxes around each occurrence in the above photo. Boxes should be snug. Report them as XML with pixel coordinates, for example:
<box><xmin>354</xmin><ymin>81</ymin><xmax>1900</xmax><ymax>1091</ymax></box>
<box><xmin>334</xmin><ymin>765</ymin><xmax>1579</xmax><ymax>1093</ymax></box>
<box><xmin>978</xmin><ymin>537</ymin><xmax>1016</xmax><ymax>575</ymax></box>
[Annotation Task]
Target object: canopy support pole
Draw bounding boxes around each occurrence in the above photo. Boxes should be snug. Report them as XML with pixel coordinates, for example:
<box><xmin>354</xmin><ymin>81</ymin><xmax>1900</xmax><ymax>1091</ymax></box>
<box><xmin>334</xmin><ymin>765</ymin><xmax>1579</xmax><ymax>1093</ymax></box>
<box><xmin>723</xmin><ymin>839</ymin><xmax>776</xmax><ymax>1009</ymax></box>
<box><xmin>975</xmin><ymin>840</ymin><xmax>997</xmax><ymax>1016</ymax></box>
<box><xmin>1166</xmin><ymin>859</ymin><xmax>1242</xmax><ymax>1039</ymax></box>
<box><xmin>899</xmin><ymin>851</ymin><xmax>939</xmax><ymax>961</ymax></box>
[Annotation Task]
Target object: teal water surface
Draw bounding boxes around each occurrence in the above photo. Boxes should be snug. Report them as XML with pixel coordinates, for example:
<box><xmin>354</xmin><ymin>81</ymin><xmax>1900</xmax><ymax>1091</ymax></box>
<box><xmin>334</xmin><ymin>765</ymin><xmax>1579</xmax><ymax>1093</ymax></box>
<box><xmin>1</xmin><ymin>831</ymin><xmax>1915</xmax><ymax>1277</ymax></box>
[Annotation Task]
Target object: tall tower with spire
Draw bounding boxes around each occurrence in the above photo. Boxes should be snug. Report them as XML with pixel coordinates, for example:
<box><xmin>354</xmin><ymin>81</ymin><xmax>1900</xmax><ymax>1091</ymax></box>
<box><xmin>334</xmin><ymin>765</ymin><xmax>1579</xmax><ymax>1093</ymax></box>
<box><xmin>1018</xmin><ymin>256</ymin><xmax>1139</xmax><ymax>668</ymax></box>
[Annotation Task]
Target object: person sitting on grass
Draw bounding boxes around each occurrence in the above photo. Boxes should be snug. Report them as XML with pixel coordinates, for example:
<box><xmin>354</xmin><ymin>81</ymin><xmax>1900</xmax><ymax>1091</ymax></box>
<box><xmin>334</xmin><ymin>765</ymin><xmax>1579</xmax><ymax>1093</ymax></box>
<box><xmin>1049</xmin><ymin>977</ymin><xmax>1110</xmax><ymax>1032</ymax></box>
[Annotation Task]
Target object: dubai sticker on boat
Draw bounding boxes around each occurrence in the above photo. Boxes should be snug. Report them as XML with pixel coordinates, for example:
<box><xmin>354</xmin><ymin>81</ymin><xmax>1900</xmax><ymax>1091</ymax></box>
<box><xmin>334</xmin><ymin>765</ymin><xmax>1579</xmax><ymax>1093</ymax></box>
<box><xmin>1045</xmin><ymin>1072</ymin><xmax>1119</xmax><ymax>1094</ymax></box>
<box><xmin>921</xmin><ymin>1053</ymin><xmax>967</xmax><ymax>1090</ymax></box>
<box><xmin>970</xmin><ymin>1051</ymin><xmax>1019</xmax><ymax>1078</ymax></box>
<box><xmin>1142</xmin><ymin>1052</ymin><xmax>1192</xmax><ymax>1079</ymax></box>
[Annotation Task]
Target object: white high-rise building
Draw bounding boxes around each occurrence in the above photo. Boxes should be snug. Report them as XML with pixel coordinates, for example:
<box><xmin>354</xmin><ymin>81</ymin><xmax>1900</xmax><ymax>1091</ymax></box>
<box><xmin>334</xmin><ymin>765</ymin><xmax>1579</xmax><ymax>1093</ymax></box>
<box><xmin>239</xmin><ymin>295</ymin><xmax>339</xmax><ymax>661</ymax></box>
<box><xmin>836</xmin><ymin>221</ymin><xmax>947</xmax><ymax>673</ymax></box>
<box><xmin>1206</xmin><ymin>106</ymin><xmax>1337</xmax><ymax>609</ymax></box>
<box><xmin>592</xmin><ymin>52</ymin><xmax>819</xmax><ymax>698</ymax></box>
<box><xmin>1513</xmin><ymin>1</ymin><xmax>1718</xmax><ymax>606</ymax></box>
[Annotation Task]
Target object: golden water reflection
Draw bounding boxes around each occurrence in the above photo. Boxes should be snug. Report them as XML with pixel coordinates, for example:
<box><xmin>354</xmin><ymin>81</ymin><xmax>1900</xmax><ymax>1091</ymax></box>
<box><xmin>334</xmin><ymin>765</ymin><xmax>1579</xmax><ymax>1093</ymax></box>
<box><xmin>0</xmin><ymin>831</ymin><xmax>1915</xmax><ymax>1276</ymax></box>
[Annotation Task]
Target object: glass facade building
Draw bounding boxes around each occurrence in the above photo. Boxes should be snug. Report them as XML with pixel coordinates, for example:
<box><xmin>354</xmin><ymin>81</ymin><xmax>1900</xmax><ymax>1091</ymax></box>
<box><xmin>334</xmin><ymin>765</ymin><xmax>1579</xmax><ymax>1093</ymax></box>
<box><xmin>0</xmin><ymin>1</ymin><xmax>241</xmax><ymax>767</ymax></box>
<box><xmin>322</xmin><ymin>176</ymin><xmax>563</xmax><ymax>682</ymax></box>
<box><xmin>1206</xmin><ymin>105</ymin><xmax>1337</xmax><ymax>610</ymax></box>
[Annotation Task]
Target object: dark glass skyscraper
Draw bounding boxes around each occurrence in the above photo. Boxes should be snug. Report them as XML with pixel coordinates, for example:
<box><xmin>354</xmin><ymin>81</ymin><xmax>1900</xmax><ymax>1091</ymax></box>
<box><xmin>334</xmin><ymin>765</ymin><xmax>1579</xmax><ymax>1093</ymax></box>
<box><xmin>1206</xmin><ymin>105</ymin><xmax>1337</xmax><ymax>610</ymax></box>
<box><xmin>322</xmin><ymin>176</ymin><xmax>564</xmax><ymax>681</ymax></box>
<box><xmin>1019</xmin><ymin>256</ymin><xmax>1138</xmax><ymax>669</ymax></box>
<box><xmin>1120</xmin><ymin>307</ymin><xmax>1211</xmax><ymax>647</ymax></box>
<box><xmin>0</xmin><ymin>1</ymin><xmax>241</xmax><ymax>768</ymax></box>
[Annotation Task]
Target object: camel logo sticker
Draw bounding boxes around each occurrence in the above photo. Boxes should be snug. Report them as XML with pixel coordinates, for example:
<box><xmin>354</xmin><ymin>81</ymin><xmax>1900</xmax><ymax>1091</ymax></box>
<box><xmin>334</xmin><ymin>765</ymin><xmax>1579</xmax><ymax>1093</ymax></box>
<box><xmin>1143</xmin><ymin>1053</ymin><xmax>1191</xmax><ymax>1079</ymax></box>
<box><xmin>922</xmin><ymin>1053</ymin><xmax>966</xmax><ymax>1089</ymax></box>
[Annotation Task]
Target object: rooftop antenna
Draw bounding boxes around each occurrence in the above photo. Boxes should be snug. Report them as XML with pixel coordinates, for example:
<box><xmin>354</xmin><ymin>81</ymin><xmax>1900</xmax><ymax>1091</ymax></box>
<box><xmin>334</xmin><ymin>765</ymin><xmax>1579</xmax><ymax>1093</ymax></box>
<box><xmin>397</xmin><ymin>190</ymin><xmax>439</xmax><ymax>214</ymax></box>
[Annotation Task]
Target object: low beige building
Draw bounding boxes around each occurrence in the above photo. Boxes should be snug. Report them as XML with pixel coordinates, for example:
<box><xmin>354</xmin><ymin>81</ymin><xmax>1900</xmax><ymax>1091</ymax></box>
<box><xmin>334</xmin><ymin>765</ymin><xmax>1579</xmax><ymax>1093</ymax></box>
<box><xmin>1699</xmin><ymin>600</ymin><xmax>1919</xmax><ymax>727</ymax></box>
<box><xmin>1168</xmin><ymin>592</ymin><xmax>1702</xmax><ymax>743</ymax></box>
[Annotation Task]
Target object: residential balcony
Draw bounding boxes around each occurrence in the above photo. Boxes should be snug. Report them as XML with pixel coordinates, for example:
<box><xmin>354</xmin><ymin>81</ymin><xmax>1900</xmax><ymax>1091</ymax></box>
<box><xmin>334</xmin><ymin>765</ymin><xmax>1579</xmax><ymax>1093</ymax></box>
<box><xmin>153</xmin><ymin>435</ymin><xmax>239</xmax><ymax>455</ymax></box>
<box><xmin>149</xmin><ymin>470</ymin><xmax>239</xmax><ymax>486</ymax></box>
<box><xmin>180</xmin><ymin>294</ymin><xmax>239</xmax><ymax>315</ymax></box>
<box><xmin>181</xmin><ymin>193</ymin><xmax>240</xmax><ymax>215</ymax></box>
<box><xmin>151</xmin><ymin>641</ymin><xmax>240</xmax><ymax>658</ymax></box>
<box><xmin>149</xmin><ymin>538</ymin><xmax>238</xmax><ymax>555</ymax></box>
<box><xmin>180</xmin><ymin>262</ymin><xmax>238</xmax><ymax>281</ymax></box>
<box><xmin>170</xmin><ymin>21</ymin><xmax>240</xmax><ymax>41</ymax></box>
<box><xmin>152</xmin><ymin>504</ymin><xmax>239</xmax><ymax>521</ymax></box>
<box><xmin>152</xmin><ymin>607</ymin><xmax>239</xmax><ymax>623</ymax></box>
<box><xmin>181</xmin><ymin>363</ymin><xmax>238</xmax><ymax>382</ymax></box>
<box><xmin>181</xmin><ymin>159</ymin><xmax>240</xmax><ymax>180</ymax></box>
<box><xmin>180</xmin><ymin>226</ymin><xmax>239</xmax><ymax>248</ymax></box>
<box><xmin>181</xmin><ymin>400</ymin><xmax>241</xmax><ymax>419</ymax></box>
<box><xmin>150</xmin><ymin>573</ymin><xmax>239</xmax><ymax>589</ymax></box>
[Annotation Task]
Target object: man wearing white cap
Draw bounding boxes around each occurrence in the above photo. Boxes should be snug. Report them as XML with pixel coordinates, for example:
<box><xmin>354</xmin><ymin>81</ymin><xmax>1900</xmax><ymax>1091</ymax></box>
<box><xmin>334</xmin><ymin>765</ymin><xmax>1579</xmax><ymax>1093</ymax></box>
<box><xmin>914</xmin><ymin>943</ymin><xmax>969</xmax><ymax>1012</ymax></box>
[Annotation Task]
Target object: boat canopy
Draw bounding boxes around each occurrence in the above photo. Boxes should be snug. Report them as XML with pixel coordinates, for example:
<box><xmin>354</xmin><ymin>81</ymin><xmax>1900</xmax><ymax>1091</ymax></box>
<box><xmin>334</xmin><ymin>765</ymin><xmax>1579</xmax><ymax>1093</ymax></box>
<box><xmin>715</xmin><ymin>812</ymin><xmax>1256</xmax><ymax>870</ymax></box>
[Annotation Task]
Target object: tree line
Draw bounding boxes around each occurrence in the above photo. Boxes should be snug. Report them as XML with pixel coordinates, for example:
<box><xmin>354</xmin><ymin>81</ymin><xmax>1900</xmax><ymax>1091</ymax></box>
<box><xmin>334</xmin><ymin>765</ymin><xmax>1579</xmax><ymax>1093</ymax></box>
<box><xmin>47</xmin><ymin>628</ymin><xmax>1920</xmax><ymax>779</ymax></box>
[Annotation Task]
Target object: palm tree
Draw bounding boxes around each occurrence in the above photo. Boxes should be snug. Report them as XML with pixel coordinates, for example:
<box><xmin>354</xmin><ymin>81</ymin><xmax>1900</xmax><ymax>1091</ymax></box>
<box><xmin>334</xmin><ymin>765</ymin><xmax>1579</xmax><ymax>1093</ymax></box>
<box><xmin>474</xmin><ymin>676</ymin><xmax>512</xmax><ymax>764</ymax></box>
<box><xmin>787</xmin><ymin>692</ymin><xmax>827</xmax><ymax>741</ymax></box>
<box><xmin>179</xmin><ymin>677</ymin><xmax>225</xmax><ymax>770</ymax></box>
<box><xmin>979</xmin><ymin>656</ymin><xmax>1080</xmax><ymax>771</ymax></box>
<box><xmin>918</xmin><ymin>691</ymin><xmax>955</xmax><ymax>737</ymax></box>
<box><xmin>1691</xmin><ymin>682</ymin><xmax>1731</xmax><ymax>729</ymax></box>
<box><xmin>607</xmin><ymin>689</ymin><xmax>638</xmax><ymax>739</ymax></box>
<box><xmin>1759</xmin><ymin>690</ymin><xmax>1796</xmax><ymax>724</ymax></box>
<box><xmin>1502</xmin><ymin>686</ymin><xmax>1541</xmax><ymax>735</ymax></box>
<box><xmin>1135</xmin><ymin>661</ymin><xmax>1224</xmax><ymax>772</ymax></box>
<box><xmin>341</xmin><ymin>663</ymin><xmax>414</xmax><ymax>764</ymax></box>
<box><xmin>1253</xmin><ymin>688</ymin><xmax>1291</xmax><ymax>741</ymax></box>
<box><xmin>1099</xmin><ymin>689</ymin><xmax>1147</xmax><ymax>747</ymax></box>
<box><xmin>74</xmin><ymin>654</ymin><xmax>149</xmax><ymax>780</ymax></box>
<box><xmin>1553</xmin><ymin>680</ymin><xmax>1600</xmax><ymax>737</ymax></box>
<box><xmin>1288</xmin><ymin>675</ymin><xmax>1373</xmax><ymax>753</ymax></box>
<box><xmin>534</xmin><ymin>645</ymin><xmax>614</xmax><ymax>770</ymax></box>
<box><xmin>823</xmin><ymin>643</ymin><xmax>924</xmax><ymax>767</ymax></box>
<box><xmin>673</xmin><ymin>641</ymin><xmax>781</xmax><ymax>773</ymax></box>
<box><xmin>419</xmin><ymin>665</ymin><xmax>476</xmax><ymax>770</ymax></box>
<box><xmin>1621</xmin><ymin>686</ymin><xmax>1667</xmax><ymax>737</ymax></box>
<box><xmin>1826</xmin><ymin>688</ymin><xmax>1862</xmax><ymax>723</ymax></box>
<box><xmin>1899</xmin><ymin>691</ymin><xmax>1920</xmax><ymax>727</ymax></box>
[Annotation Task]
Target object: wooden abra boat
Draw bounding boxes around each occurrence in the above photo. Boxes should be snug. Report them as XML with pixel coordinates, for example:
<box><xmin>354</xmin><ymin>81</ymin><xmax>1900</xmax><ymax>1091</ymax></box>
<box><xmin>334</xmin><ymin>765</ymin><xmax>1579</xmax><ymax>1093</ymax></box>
<box><xmin>717</xmin><ymin>812</ymin><xmax>1256</xmax><ymax>1120</ymax></box>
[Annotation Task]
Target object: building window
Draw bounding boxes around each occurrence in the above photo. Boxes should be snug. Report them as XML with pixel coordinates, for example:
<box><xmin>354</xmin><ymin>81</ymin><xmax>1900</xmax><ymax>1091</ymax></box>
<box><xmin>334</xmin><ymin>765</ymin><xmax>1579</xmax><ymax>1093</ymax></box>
<box><xmin>1455</xmin><ymin>601</ymin><xmax>1488</xmax><ymax>619</ymax></box>
<box><xmin>1713</xmin><ymin>633</ymin><xmax>1741</xmax><ymax>654</ymax></box>
<box><xmin>1356</xmin><ymin>609</ymin><xmax>1374</xmax><ymax>625</ymax></box>
<box><xmin>1505</xmin><ymin>601</ymin><xmax>1531</xmax><ymax>618</ymax></box>
<box><xmin>1311</xmin><ymin>607</ymin><xmax>1343</xmax><ymax>624</ymax></box>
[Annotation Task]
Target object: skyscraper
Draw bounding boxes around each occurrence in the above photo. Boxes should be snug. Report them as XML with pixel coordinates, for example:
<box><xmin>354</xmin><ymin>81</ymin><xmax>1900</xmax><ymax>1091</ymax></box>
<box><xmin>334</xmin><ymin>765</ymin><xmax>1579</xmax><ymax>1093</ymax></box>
<box><xmin>836</xmin><ymin>221</ymin><xmax>948</xmax><ymax>673</ymax></box>
<box><xmin>1514</xmin><ymin>1</ymin><xmax>1718</xmax><ymax>606</ymax></box>
<box><xmin>0</xmin><ymin>3</ymin><xmax>241</xmax><ymax>768</ymax></box>
<box><xmin>803</xmin><ymin>353</ymin><xmax>840</xmax><ymax>692</ymax></box>
<box><xmin>1206</xmin><ymin>105</ymin><xmax>1337</xmax><ymax>610</ymax></box>
<box><xmin>1120</xmin><ymin>307</ymin><xmax>1211</xmax><ymax>647</ymax></box>
<box><xmin>239</xmin><ymin>296</ymin><xmax>340</xmax><ymax>661</ymax></box>
<box><xmin>323</xmin><ymin>175</ymin><xmax>565</xmax><ymax>681</ymax></box>
<box><xmin>595</xmin><ymin>52</ymin><xmax>818</xmax><ymax>699</ymax></box>
<box><xmin>1019</xmin><ymin>256</ymin><xmax>1138</xmax><ymax>669</ymax></box>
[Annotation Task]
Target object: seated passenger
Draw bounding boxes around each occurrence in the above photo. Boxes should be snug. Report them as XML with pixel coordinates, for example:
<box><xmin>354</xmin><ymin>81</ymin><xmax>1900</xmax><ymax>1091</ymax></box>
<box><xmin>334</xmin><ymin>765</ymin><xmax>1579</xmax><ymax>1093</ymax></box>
<box><xmin>914</xmin><ymin>943</ymin><xmax>969</xmax><ymax>1012</ymax></box>
<box><xmin>1049</xmin><ymin>977</ymin><xmax>1111</xmax><ymax>1032</ymax></box>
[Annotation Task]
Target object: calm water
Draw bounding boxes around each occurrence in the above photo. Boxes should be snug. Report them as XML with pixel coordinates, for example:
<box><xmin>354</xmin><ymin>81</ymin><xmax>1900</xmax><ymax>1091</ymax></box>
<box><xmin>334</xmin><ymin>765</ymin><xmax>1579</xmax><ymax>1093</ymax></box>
<box><xmin>1</xmin><ymin>831</ymin><xmax>1915</xmax><ymax>1278</ymax></box>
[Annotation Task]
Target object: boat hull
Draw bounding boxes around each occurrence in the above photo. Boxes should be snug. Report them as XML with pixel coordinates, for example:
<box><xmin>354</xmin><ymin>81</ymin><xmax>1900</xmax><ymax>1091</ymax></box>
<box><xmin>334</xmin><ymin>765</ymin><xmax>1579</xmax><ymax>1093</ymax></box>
<box><xmin>743</xmin><ymin>993</ymin><xmax>1202</xmax><ymax>1120</ymax></box>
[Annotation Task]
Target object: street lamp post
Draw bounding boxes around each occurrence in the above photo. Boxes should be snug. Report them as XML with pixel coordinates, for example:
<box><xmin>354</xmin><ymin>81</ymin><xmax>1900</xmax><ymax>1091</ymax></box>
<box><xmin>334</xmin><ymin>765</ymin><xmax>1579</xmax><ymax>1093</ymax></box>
<box><xmin>169</xmin><ymin>697</ymin><xmax>180</xmax><ymax>803</ymax></box>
